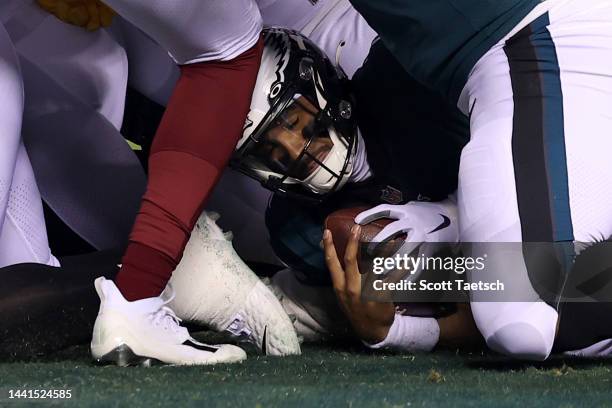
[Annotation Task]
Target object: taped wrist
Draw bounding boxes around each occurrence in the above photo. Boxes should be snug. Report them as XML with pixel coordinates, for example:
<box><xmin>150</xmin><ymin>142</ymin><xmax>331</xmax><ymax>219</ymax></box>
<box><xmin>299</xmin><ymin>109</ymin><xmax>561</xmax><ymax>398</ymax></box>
<box><xmin>365</xmin><ymin>314</ymin><xmax>440</xmax><ymax>352</ymax></box>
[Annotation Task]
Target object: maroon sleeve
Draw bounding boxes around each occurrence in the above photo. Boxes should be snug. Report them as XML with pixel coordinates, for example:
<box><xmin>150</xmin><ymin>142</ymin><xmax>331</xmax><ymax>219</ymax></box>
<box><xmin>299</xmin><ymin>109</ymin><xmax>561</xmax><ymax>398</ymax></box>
<box><xmin>116</xmin><ymin>37</ymin><xmax>264</xmax><ymax>301</ymax></box>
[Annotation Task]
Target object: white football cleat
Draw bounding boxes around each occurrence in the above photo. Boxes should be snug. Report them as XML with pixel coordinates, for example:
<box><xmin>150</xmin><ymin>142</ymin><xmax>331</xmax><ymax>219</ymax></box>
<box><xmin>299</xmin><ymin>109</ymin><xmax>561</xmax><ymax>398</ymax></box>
<box><xmin>91</xmin><ymin>277</ymin><xmax>246</xmax><ymax>366</ymax></box>
<box><xmin>168</xmin><ymin>212</ymin><xmax>301</xmax><ymax>356</ymax></box>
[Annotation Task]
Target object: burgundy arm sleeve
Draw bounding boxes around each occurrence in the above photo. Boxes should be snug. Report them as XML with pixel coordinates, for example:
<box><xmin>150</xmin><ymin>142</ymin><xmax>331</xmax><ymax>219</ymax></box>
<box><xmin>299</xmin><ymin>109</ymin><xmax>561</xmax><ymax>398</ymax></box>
<box><xmin>116</xmin><ymin>37</ymin><xmax>264</xmax><ymax>300</ymax></box>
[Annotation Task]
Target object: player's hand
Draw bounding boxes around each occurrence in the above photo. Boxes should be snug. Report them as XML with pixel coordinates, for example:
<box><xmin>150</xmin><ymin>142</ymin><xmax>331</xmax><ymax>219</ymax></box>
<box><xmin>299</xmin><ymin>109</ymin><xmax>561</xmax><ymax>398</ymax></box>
<box><xmin>323</xmin><ymin>226</ymin><xmax>395</xmax><ymax>344</ymax></box>
<box><xmin>355</xmin><ymin>199</ymin><xmax>459</xmax><ymax>277</ymax></box>
<box><xmin>37</xmin><ymin>0</ymin><xmax>116</xmax><ymax>31</ymax></box>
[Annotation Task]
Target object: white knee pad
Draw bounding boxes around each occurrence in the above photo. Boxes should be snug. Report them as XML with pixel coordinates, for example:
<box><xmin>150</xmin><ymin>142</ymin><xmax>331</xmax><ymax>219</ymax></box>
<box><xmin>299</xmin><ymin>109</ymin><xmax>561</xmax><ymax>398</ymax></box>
<box><xmin>472</xmin><ymin>301</ymin><xmax>558</xmax><ymax>360</ymax></box>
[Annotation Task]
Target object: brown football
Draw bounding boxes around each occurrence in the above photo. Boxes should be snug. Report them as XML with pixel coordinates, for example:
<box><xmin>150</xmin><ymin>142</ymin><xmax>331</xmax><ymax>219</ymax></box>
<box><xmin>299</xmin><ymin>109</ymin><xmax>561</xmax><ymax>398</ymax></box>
<box><xmin>323</xmin><ymin>206</ymin><xmax>455</xmax><ymax>318</ymax></box>
<box><xmin>324</xmin><ymin>206</ymin><xmax>404</xmax><ymax>266</ymax></box>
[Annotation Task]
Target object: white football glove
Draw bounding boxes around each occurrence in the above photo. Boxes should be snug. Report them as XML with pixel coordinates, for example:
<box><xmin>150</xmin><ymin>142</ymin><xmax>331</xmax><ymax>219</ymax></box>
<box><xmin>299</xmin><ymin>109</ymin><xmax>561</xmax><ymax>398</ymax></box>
<box><xmin>355</xmin><ymin>198</ymin><xmax>459</xmax><ymax>279</ymax></box>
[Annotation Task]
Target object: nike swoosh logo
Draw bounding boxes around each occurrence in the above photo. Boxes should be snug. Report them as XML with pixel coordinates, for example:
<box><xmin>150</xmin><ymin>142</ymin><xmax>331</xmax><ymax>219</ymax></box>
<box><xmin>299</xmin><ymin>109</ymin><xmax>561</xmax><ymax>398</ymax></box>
<box><xmin>182</xmin><ymin>339</ymin><xmax>219</xmax><ymax>353</ymax></box>
<box><xmin>261</xmin><ymin>326</ymin><xmax>268</xmax><ymax>356</ymax></box>
<box><xmin>429</xmin><ymin>214</ymin><xmax>451</xmax><ymax>234</ymax></box>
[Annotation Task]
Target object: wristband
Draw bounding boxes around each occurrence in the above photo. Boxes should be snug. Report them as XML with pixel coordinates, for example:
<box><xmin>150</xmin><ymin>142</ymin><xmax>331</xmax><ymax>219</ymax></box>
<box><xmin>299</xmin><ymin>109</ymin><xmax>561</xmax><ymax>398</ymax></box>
<box><xmin>365</xmin><ymin>313</ymin><xmax>440</xmax><ymax>352</ymax></box>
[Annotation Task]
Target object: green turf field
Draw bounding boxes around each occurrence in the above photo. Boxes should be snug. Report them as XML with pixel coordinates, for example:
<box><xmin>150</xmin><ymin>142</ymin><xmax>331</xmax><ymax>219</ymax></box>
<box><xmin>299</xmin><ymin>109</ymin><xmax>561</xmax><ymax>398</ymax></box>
<box><xmin>1</xmin><ymin>342</ymin><xmax>611</xmax><ymax>408</ymax></box>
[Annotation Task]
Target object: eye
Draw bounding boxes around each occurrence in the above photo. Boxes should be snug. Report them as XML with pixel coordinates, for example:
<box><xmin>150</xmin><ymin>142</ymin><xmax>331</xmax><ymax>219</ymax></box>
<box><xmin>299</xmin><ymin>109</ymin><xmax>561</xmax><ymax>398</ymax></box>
<box><xmin>282</xmin><ymin>110</ymin><xmax>300</xmax><ymax>130</ymax></box>
<box><xmin>288</xmin><ymin>116</ymin><xmax>299</xmax><ymax>130</ymax></box>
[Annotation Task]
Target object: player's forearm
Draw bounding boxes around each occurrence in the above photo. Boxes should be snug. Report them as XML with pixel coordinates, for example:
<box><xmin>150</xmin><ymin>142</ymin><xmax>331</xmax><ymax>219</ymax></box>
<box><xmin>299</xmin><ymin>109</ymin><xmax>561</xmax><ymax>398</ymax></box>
<box><xmin>115</xmin><ymin>37</ymin><xmax>265</xmax><ymax>300</ymax></box>
<box><xmin>130</xmin><ymin>36</ymin><xmax>265</xmax><ymax>260</ymax></box>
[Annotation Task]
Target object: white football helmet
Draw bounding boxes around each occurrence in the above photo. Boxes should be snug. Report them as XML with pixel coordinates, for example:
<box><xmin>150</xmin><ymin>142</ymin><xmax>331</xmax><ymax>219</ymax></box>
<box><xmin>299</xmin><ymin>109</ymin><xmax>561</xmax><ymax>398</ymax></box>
<box><xmin>231</xmin><ymin>27</ymin><xmax>358</xmax><ymax>201</ymax></box>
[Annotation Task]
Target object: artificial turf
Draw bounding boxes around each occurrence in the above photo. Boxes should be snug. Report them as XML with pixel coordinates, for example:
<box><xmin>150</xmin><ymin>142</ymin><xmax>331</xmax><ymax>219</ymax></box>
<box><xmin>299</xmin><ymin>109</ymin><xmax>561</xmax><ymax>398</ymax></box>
<box><xmin>1</xmin><ymin>342</ymin><xmax>611</xmax><ymax>408</ymax></box>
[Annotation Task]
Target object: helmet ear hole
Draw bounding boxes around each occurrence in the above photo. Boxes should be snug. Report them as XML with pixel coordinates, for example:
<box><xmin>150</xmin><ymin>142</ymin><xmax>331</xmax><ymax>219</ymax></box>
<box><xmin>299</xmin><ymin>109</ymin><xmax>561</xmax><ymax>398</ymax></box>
<box><xmin>299</xmin><ymin>58</ymin><xmax>314</xmax><ymax>81</ymax></box>
<box><xmin>338</xmin><ymin>100</ymin><xmax>352</xmax><ymax>120</ymax></box>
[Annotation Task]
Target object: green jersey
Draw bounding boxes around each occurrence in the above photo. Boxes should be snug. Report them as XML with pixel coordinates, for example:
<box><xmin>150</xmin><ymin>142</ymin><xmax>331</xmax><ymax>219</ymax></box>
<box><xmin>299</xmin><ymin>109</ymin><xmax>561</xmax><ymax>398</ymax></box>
<box><xmin>349</xmin><ymin>0</ymin><xmax>541</xmax><ymax>102</ymax></box>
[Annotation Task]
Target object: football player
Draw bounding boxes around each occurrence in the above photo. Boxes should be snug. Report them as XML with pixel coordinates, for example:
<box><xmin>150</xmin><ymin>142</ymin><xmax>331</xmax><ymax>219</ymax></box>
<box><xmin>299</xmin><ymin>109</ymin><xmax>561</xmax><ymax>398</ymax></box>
<box><xmin>327</xmin><ymin>0</ymin><xmax>612</xmax><ymax>359</ymax></box>
<box><xmin>233</xmin><ymin>13</ymin><xmax>612</xmax><ymax>358</ymax></box>
<box><xmin>84</xmin><ymin>0</ymin><xmax>389</xmax><ymax>364</ymax></box>
<box><xmin>87</xmin><ymin>0</ymin><xmax>387</xmax><ymax>365</ymax></box>
<box><xmin>231</xmin><ymin>27</ymin><xmax>478</xmax><ymax>350</ymax></box>
<box><xmin>55</xmin><ymin>0</ymin><xmax>472</xmax><ymax>354</ymax></box>
<box><xmin>58</xmin><ymin>0</ymin><xmax>386</xmax><ymax>365</ymax></box>
<box><xmin>1</xmin><ymin>0</ymin><xmax>377</xmax><ymax>364</ymax></box>
<box><xmin>23</xmin><ymin>0</ymin><xmax>305</xmax><ymax>365</ymax></box>
<box><xmin>105</xmin><ymin>0</ymin><xmax>472</xmax><ymax>354</ymax></box>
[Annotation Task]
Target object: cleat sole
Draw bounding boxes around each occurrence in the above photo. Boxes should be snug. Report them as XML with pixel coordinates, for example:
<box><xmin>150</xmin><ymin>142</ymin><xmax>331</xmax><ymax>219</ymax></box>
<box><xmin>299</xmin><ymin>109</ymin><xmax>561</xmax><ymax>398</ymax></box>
<box><xmin>95</xmin><ymin>344</ymin><xmax>160</xmax><ymax>367</ymax></box>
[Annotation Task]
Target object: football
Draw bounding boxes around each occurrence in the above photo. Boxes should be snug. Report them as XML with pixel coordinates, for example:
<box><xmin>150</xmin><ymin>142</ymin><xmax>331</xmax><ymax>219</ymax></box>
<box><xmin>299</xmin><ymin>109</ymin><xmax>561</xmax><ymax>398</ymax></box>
<box><xmin>324</xmin><ymin>206</ymin><xmax>455</xmax><ymax>318</ymax></box>
<box><xmin>324</xmin><ymin>206</ymin><xmax>404</xmax><ymax>266</ymax></box>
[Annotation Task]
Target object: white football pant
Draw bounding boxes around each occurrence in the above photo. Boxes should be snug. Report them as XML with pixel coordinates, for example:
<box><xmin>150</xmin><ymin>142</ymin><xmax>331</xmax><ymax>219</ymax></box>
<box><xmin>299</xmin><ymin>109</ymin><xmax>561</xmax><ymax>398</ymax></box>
<box><xmin>457</xmin><ymin>0</ymin><xmax>612</xmax><ymax>359</ymax></box>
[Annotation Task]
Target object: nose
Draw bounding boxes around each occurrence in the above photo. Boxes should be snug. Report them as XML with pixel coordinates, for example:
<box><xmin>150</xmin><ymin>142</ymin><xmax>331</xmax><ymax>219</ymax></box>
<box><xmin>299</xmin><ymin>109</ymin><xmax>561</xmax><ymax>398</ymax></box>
<box><xmin>270</xmin><ymin>128</ymin><xmax>307</xmax><ymax>162</ymax></box>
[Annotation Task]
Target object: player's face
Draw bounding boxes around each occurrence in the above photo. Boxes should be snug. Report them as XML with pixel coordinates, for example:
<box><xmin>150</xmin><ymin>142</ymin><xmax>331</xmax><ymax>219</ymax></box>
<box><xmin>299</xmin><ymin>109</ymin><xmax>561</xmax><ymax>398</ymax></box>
<box><xmin>252</xmin><ymin>96</ymin><xmax>334</xmax><ymax>180</ymax></box>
